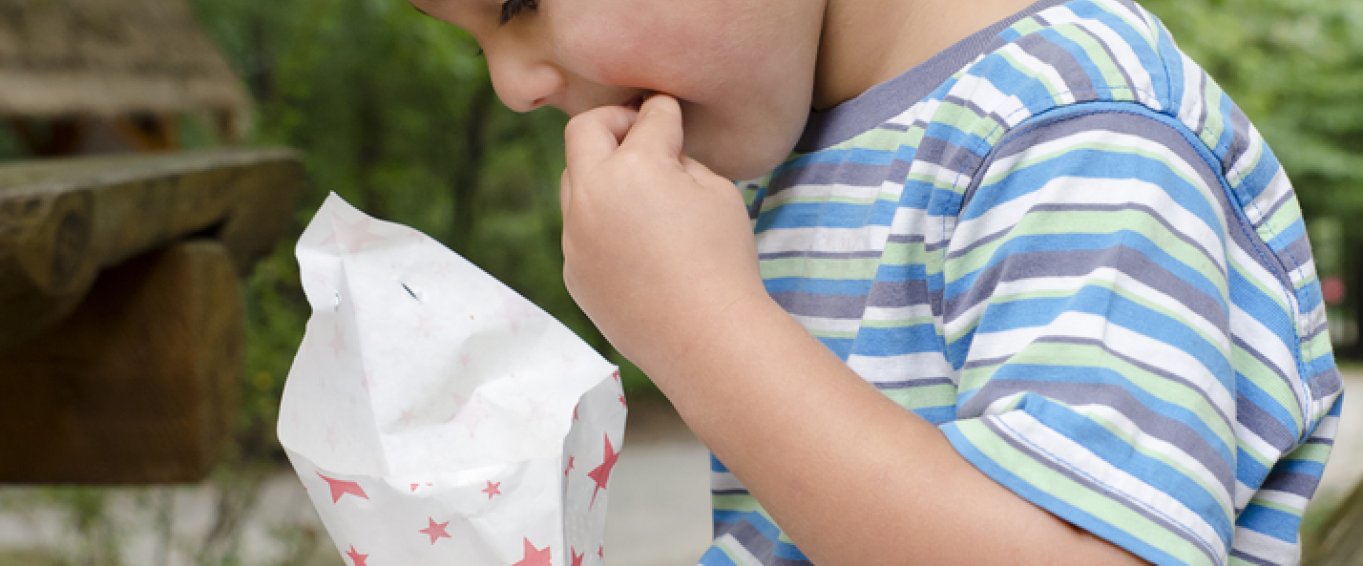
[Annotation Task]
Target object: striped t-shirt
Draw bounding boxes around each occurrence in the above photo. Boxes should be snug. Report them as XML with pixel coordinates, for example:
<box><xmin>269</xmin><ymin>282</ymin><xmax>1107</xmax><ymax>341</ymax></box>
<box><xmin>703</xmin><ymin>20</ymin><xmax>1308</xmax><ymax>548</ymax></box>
<box><xmin>702</xmin><ymin>0</ymin><xmax>1344</xmax><ymax>564</ymax></box>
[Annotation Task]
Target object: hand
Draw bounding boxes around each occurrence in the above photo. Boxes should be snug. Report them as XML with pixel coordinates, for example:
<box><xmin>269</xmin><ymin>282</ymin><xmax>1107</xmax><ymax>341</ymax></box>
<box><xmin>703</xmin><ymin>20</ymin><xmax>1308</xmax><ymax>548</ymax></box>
<box><xmin>560</xmin><ymin>94</ymin><xmax>767</xmax><ymax>374</ymax></box>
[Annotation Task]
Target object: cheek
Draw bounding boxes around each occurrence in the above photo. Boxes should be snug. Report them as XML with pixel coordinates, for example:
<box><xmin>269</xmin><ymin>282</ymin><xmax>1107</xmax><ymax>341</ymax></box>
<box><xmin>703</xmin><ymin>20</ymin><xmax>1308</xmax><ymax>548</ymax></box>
<box><xmin>554</xmin><ymin>11</ymin><xmax>726</xmax><ymax>93</ymax></box>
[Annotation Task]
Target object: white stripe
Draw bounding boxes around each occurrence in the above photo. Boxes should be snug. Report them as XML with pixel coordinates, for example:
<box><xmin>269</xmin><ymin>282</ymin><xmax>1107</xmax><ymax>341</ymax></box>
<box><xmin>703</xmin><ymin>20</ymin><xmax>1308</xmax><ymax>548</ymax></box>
<box><xmin>847</xmin><ymin>352</ymin><xmax>957</xmax><ymax>386</ymax></box>
<box><xmin>1230</xmin><ymin>525</ymin><xmax>1300</xmax><ymax>565</ymax></box>
<box><xmin>1178</xmin><ymin>55</ymin><xmax>1206</xmax><ymax>136</ymax></box>
<box><xmin>996</xmin><ymin>43</ymin><xmax>1077</xmax><ymax>106</ymax></box>
<box><xmin>712</xmin><ymin>534</ymin><xmax>766</xmax><ymax>566</ymax></box>
<box><xmin>755</xmin><ymin>225</ymin><xmax>890</xmax><ymax>255</ymax></box>
<box><xmin>1042</xmin><ymin>7</ymin><xmax>1160</xmax><ymax>109</ymax></box>
<box><xmin>951</xmin><ymin>72</ymin><xmax>1031</xmax><ymax>127</ymax></box>
<box><xmin>1250</xmin><ymin>487</ymin><xmax>1310</xmax><ymax>514</ymax></box>
<box><xmin>1077</xmin><ymin>403</ymin><xmax>1234</xmax><ymax>513</ymax></box>
<box><xmin>990</xmin><ymin>410</ymin><xmax>1229</xmax><ymax>564</ymax></box>
<box><xmin>710</xmin><ymin>471</ymin><xmax>747</xmax><ymax>494</ymax></box>
<box><xmin>961</xmin><ymin>310</ymin><xmax>1234</xmax><ymax>415</ymax></box>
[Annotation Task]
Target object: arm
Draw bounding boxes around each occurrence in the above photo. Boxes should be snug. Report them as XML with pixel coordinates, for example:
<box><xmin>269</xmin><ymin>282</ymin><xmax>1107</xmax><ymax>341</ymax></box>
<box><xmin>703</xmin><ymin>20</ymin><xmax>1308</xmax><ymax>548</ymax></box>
<box><xmin>561</xmin><ymin>95</ymin><xmax>1224</xmax><ymax>563</ymax></box>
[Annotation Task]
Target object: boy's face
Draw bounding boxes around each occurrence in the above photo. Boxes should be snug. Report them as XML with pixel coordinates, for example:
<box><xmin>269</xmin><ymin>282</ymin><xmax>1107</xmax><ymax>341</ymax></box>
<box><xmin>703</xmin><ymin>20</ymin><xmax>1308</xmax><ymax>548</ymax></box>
<box><xmin>412</xmin><ymin>0</ymin><xmax>825</xmax><ymax>180</ymax></box>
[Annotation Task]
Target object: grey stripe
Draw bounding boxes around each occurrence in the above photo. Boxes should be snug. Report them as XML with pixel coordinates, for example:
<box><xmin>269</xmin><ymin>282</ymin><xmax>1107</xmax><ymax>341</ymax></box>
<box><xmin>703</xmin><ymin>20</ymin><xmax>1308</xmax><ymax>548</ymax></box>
<box><xmin>1015</xmin><ymin>31</ymin><xmax>1098</xmax><ymax>101</ymax></box>
<box><xmin>914</xmin><ymin>133</ymin><xmax>987</xmax><ymax>183</ymax></box>
<box><xmin>1260</xmin><ymin>471</ymin><xmax>1322</xmax><ymax>499</ymax></box>
<box><xmin>1278</xmin><ymin>232</ymin><xmax>1313</xmax><ymax>271</ymax></box>
<box><xmin>1073</xmin><ymin>21</ymin><xmax>1141</xmax><ymax>99</ymax></box>
<box><xmin>943</xmin><ymin>93</ymin><xmax>1013</xmax><ymax>133</ymax></box>
<box><xmin>713</xmin><ymin>520</ymin><xmax>811</xmax><ymax>566</ymax></box>
<box><xmin>770</xmin><ymin>291</ymin><xmax>869</xmax><ymax>320</ymax></box>
<box><xmin>961</xmin><ymin>336</ymin><xmax>1235</xmax><ymax>433</ymax></box>
<box><xmin>975</xmin><ymin>417</ymin><xmax>1224</xmax><ymax>564</ymax></box>
<box><xmin>865</xmin><ymin>277</ymin><xmax>932</xmax><ymax>310</ymax></box>
<box><xmin>1227</xmin><ymin>334</ymin><xmax>1298</xmax><ymax>424</ymax></box>
<box><xmin>983</xmin><ymin>107</ymin><xmax>1223</xmax><ymax>196</ymax></box>
<box><xmin>1253</xmin><ymin>188</ymin><xmax>1295</xmax><ymax>229</ymax></box>
<box><xmin>962</xmin><ymin>378</ymin><xmax>1235</xmax><ymax>493</ymax></box>
<box><xmin>1194</xmin><ymin>70</ymin><xmax>1209</xmax><ymax>134</ymax></box>
<box><xmin>873</xmin><ymin>377</ymin><xmax>956</xmax><ymax>390</ymax></box>
<box><xmin>948</xmin><ymin>199</ymin><xmax>1228</xmax><ymax>283</ymax></box>
<box><xmin>1307</xmin><ymin>366</ymin><xmax>1342</xmax><ymax>405</ymax></box>
<box><xmin>1228</xmin><ymin>547</ymin><xmax>1277</xmax><ymax>566</ymax></box>
<box><xmin>760</xmin><ymin>250</ymin><xmax>886</xmax><ymax>261</ymax></box>
<box><xmin>943</xmin><ymin>245</ymin><xmax>1232</xmax><ymax>334</ymax></box>
<box><xmin>769</xmin><ymin>161</ymin><xmax>896</xmax><ymax>193</ymax></box>
<box><xmin>888</xmin><ymin>232</ymin><xmax>927</xmax><ymax>244</ymax></box>
<box><xmin>1224</xmin><ymin>105</ymin><xmax>1253</xmax><ymax>173</ymax></box>
<box><xmin>989</xmin><ymin>334</ymin><xmax>1238</xmax><ymax>434</ymax></box>
<box><xmin>1235</xmin><ymin>392</ymin><xmax>1297</xmax><ymax>453</ymax></box>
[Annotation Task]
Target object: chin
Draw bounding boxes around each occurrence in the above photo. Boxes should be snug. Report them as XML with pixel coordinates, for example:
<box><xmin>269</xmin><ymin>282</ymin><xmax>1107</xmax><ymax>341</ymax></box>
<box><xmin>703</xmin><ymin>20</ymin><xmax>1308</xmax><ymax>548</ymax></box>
<box><xmin>689</xmin><ymin>135</ymin><xmax>797</xmax><ymax>182</ymax></box>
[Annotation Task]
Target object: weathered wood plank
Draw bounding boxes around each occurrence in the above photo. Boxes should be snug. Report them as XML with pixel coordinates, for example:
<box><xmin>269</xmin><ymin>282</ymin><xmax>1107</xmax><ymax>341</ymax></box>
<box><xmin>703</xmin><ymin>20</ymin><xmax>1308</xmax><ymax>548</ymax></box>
<box><xmin>0</xmin><ymin>147</ymin><xmax>305</xmax><ymax>352</ymax></box>
<box><xmin>0</xmin><ymin>240</ymin><xmax>242</xmax><ymax>483</ymax></box>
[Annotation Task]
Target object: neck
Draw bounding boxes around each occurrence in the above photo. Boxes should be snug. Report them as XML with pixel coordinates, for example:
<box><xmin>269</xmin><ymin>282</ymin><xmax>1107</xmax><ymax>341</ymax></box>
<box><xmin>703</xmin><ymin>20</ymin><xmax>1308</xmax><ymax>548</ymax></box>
<box><xmin>812</xmin><ymin>0</ymin><xmax>1038</xmax><ymax>110</ymax></box>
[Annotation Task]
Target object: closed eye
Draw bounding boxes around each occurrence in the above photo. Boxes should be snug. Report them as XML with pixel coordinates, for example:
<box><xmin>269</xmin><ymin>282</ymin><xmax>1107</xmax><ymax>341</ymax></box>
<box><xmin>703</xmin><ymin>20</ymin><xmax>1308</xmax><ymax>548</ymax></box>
<box><xmin>499</xmin><ymin>0</ymin><xmax>538</xmax><ymax>24</ymax></box>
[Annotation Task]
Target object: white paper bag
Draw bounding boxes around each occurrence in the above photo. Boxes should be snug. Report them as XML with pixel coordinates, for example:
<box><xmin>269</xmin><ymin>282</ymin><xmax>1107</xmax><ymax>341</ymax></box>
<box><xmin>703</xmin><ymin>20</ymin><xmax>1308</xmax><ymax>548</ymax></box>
<box><xmin>278</xmin><ymin>193</ymin><xmax>627</xmax><ymax>565</ymax></box>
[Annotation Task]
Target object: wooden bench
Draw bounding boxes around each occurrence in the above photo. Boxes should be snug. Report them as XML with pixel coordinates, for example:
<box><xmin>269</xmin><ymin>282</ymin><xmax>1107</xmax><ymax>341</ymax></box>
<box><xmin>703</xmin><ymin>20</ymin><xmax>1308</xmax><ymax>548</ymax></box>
<box><xmin>0</xmin><ymin>148</ymin><xmax>304</xmax><ymax>483</ymax></box>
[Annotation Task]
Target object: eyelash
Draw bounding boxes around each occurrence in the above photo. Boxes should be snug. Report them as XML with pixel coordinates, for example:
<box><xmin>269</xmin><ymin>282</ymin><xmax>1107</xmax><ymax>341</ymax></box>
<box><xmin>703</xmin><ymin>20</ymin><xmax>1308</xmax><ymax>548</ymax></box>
<box><xmin>477</xmin><ymin>0</ymin><xmax>537</xmax><ymax>56</ymax></box>
<box><xmin>499</xmin><ymin>0</ymin><xmax>538</xmax><ymax>24</ymax></box>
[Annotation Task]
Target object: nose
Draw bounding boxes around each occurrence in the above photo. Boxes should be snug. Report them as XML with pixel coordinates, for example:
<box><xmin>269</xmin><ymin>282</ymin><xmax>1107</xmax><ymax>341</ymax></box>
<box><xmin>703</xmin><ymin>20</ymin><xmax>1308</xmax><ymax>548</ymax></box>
<box><xmin>485</xmin><ymin>45</ymin><xmax>565</xmax><ymax>113</ymax></box>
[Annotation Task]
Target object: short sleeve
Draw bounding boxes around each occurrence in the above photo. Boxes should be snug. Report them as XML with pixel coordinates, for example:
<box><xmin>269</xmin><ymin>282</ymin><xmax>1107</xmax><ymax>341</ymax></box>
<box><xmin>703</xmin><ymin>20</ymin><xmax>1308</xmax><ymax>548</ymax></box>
<box><xmin>937</xmin><ymin>109</ymin><xmax>1249</xmax><ymax>565</ymax></box>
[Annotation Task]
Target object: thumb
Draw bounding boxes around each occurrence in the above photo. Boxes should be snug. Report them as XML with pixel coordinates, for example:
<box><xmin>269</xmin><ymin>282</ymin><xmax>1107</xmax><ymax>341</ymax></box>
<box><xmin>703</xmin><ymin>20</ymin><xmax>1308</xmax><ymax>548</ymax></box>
<box><xmin>621</xmin><ymin>93</ymin><xmax>684</xmax><ymax>159</ymax></box>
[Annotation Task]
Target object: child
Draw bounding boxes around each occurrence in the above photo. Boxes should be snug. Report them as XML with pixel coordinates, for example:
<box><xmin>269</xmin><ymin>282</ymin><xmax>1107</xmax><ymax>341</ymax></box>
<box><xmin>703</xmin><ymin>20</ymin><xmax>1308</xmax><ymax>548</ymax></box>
<box><xmin>413</xmin><ymin>0</ymin><xmax>1344</xmax><ymax>563</ymax></box>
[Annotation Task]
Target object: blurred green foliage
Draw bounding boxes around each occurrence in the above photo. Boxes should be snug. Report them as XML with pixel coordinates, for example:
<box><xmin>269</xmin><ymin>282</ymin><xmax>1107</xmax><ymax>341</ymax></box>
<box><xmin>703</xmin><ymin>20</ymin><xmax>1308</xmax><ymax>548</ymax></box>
<box><xmin>186</xmin><ymin>0</ymin><xmax>655</xmax><ymax>462</ymax></box>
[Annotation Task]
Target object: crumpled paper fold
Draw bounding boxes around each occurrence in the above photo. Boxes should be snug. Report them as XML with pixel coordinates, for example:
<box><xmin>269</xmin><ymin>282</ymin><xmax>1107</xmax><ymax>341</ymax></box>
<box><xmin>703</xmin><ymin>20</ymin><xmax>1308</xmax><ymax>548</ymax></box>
<box><xmin>278</xmin><ymin>193</ymin><xmax>627</xmax><ymax>565</ymax></box>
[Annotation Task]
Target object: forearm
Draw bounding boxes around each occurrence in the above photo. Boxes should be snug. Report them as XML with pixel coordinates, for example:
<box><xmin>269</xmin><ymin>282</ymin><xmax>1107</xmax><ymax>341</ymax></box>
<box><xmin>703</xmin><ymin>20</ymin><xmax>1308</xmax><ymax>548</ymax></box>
<box><xmin>640</xmin><ymin>292</ymin><xmax>1144</xmax><ymax>565</ymax></box>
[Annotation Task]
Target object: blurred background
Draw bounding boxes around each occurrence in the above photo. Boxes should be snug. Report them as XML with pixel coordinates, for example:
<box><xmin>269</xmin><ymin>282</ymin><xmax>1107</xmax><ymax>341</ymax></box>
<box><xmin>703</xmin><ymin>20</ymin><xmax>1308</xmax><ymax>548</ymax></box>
<box><xmin>0</xmin><ymin>0</ymin><xmax>1359</xmax><ymax>564</ymax></box>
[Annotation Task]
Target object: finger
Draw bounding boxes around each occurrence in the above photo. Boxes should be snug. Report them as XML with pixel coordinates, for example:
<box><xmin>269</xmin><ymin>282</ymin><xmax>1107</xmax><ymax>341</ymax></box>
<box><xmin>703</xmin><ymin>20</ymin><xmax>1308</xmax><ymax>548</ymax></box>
<box><xmin>564</xmin><ymin>105</ymin><xmax>638</xmax><ymax>179</ymax></box>
<box><xmin>559</xmin><ymin>168</ymin><xmax>572</xmax><ymax>218</ymax></box>
<box><xmin>620</xmin><ymin>93</ymin><xmax>684</xmax><ymax>160</ymax></box>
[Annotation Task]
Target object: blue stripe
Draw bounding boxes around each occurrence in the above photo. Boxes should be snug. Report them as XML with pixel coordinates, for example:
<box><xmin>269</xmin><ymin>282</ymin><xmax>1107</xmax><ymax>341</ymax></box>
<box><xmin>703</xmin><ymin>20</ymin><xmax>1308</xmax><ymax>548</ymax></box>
<box><xmin>941</xmin><ymin>422</ymin><xmax>1190</xmax><ymax>564</ymax></box>
<box><xmin>773</xmin><ymin>147</ymin><xmax>896</xmax><ymax>175</ymax></box>
<box><xmin>1034</xmin><ymin>26</ymin><xmax>1115</xmax><ymax>93</ymax></box>
<box><xmin>712</xmin><ymin>511</ymin><xmax>811</xmax><ymax>561</ymax></box>
<box><xmin>957</xmin><ymin>364</ymin><xmax>1235</xmax><ymax>466</ymax></box>
<box><xmin>967</xmin><ymin>285</ymin><xmax>1233</xmax><ymax>383</ymax></box>
<box><xmin>964</xmin><ymin>147</ymin><xmax>1223</xmax><ymax>232</ymax></box>
<box><xmin>1153</xmin><ymin>19</ymin><xmax>1183</xmax><ymax>107</ymax></box>
<box><xmin>1236</xmin><ymin>503</ymin><xmax>1300</xmax><ymax>543</ymax></box>
<box><xmin>1209</xmin><ymin>93</ymin><xmax>1237</xmax><ymax>157</ymax></box>
<box><xmin>698</xmin><ymin>546</ymin><xmax>740</xmax><ymax>566</ymax></box>
<box><xmin>755</xmin><ymin>201</ymin><xmax>889</xmax><ymax>231</ymax></box>
<box><xmin>1227</xmin><ymin>267</ymin><xmax>1297</xmax><ymax>356</ymax></box>
<box><xmin>1266</xmin><ymin>219</ymin><xmax>1306</xmax><ymax>256</ymax></box>
<box><xmin>875</xmin><ymin>263</ymin><xmax>930</xmax><ymax>282</ymax></box>
<box><xmin>1236</xmin><ymin>446</ymin><xmax>1271</xmax><ymax>488</ymax></box>
<box><xmin>1276</xmin><ymin>458</ymin><xmax>1325</xmax><ymax>478</ymax></box>
<box><xmin>1297</xmin><ymin>277</ymin><xmax>1324</xmax><ymax>315</ymax></box>
<box><xmin>764</xmin><ymin>277</ymin><xmax>873</xmax><ymax>296</ymax></box>
<box><xmin>710</xmin><ymin>454</ymin><xmax>729</xmax><ymax>473</ymax></box>
<box><xmin>1235</xmin><ymin>372</ymin><xmax>1302</xmax><ymax>441</ymax></box>
<box><xmin>1005</xmin><ymin>392</ymin><xmax>1234</xmax><ymax>544</ymax></box>
<box><xmin>1233</xmin><ymin>143</ymin><xmax>1282</xmax><ymax>204</ymax></box>
<box><xmin>913</xmin><ymin>405</ymin><xmax>958</xmax><ymax>424</ymax></box>
<box><xmin>854</xmin><ymin>324</ymin><xmax>944</xmax><ymax>356</ymax></box>
<box><xmin>1067</xmin><ymin>0</ymin><xmax>1170</xmax><ymax>101</ymax></box>
<box><xmin>946</xmin><ymin>230</ymin><xmax>1229</xmax><ymax>322</ymax></box>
